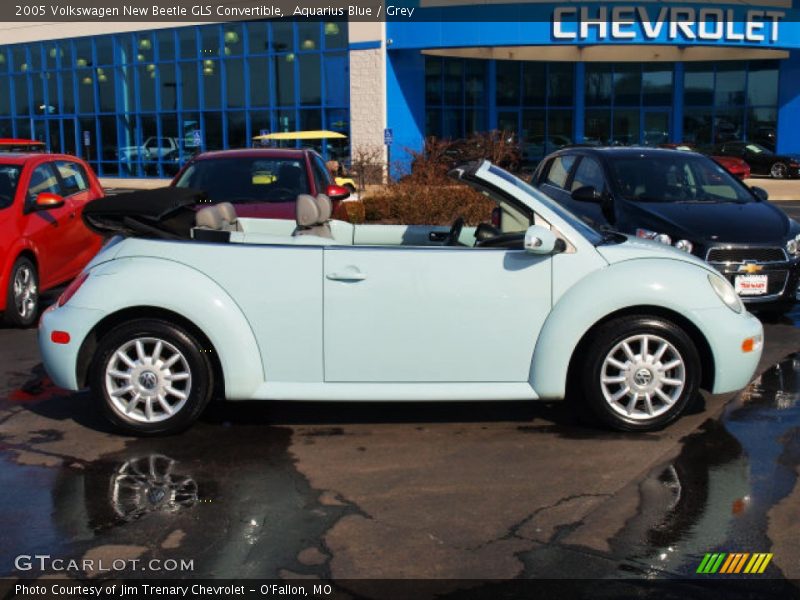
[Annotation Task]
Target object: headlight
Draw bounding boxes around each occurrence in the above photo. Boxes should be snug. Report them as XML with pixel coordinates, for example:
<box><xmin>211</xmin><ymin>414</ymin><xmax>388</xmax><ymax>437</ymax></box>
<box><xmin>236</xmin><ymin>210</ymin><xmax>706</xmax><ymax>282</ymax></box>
<box><xmin>787</xmin><ymin>234</ymin><xmax>800</xmax><ymax>256</ymax></box>
<box><xmin>708</xmin><ymin>274</ymin><xmax>744</xmax><ymax>314</ymax></box>
<box><xmin>636</xmin><ymin>229</ymin><xmax>672</xmax><ymax>245</ymax></box>
<box><xmin>674</xmin><ymin>239</ymin><xmax>693</xmax><ymax>253</ymax></box>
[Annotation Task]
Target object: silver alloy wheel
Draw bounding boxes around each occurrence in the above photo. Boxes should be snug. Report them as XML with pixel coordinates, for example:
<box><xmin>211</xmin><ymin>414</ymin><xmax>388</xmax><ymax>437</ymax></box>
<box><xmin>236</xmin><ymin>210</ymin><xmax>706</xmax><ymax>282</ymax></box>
<box><xmin>104</xmin><ymin>337</ymin><xmax>192</xmax><ymax>423</ymax></box>
<box><xmin>771</xmin><ymin>162</ymin><xmax>788</xmax><ymax>178</ymax></box>
<box><xmin>600</xmin><ymin>334</ymin><xmax>686</xmax><ymax>421</ymax></box>
<box><xmin>12</xmin><ymin>265</ymin><xmax>37</xmax><ymax>320</ymax></box>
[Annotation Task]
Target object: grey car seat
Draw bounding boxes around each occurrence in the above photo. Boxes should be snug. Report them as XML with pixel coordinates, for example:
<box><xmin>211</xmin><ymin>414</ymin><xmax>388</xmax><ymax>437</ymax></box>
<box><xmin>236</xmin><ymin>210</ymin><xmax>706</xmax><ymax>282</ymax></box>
<box><xmin>293</xmin><ymin>194</ymin><xmax>333</xmax><ymax>239</ymax></box>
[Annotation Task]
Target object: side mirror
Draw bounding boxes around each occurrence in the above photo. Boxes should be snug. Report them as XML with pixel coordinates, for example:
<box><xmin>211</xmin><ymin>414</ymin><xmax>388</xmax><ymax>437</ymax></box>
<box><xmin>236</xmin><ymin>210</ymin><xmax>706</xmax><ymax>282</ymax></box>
<box><xmin>751</xmin><ymin>186</ymin><xmax>769</xmax><ymax>201</ymax></box>
<box><xmin>326</xmin><ymin>184</ymin><xmax>350</xmax><ymax>202</ymax></box>
<box><xmin>571</xmin><ymin>185</ymin><xmax>602</xmax><ymax>203</ymax></box>
<box><xmin>35</xmin><ymin>192</ymin><xmax>65</xmax><ymax>210</ymax></box>
<box><xmin>524</xmin><ymin>225</ymin><xmax>560</xmax><ymax>255</ymax></box>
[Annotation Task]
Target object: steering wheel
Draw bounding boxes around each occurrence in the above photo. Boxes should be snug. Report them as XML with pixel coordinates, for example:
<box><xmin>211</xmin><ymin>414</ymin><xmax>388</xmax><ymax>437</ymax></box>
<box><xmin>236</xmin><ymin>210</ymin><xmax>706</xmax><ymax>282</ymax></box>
<box><xmin>445</xmin><ymin>216</ymin><xmax>465</xmax><ymax>246</ymax></box>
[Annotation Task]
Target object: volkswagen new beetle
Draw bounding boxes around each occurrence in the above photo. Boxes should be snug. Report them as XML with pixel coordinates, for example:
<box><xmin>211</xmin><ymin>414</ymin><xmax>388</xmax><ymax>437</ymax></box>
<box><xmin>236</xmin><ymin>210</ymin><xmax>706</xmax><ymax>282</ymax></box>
<box><xmin>38</xmin><ymin>161</ymin><xmax>763</xmax><ymax>435</ymax></box>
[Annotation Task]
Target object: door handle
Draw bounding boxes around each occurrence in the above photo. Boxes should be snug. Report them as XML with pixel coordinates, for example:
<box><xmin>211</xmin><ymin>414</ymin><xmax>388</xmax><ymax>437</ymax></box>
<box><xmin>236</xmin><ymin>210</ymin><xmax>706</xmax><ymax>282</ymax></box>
<box><xmin>326</xmin><ymin>270</ymin><xmax>366</xmax><ymax>281</ymax></box>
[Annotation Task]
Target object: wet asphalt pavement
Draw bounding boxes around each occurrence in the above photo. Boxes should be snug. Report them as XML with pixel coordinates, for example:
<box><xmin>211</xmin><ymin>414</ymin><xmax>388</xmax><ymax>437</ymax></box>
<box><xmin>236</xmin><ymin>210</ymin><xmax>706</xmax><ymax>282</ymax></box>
<box><xmin>1</xmin><ymin>297</ymin><xmax>800</xmax><ymax>595</ymax></box>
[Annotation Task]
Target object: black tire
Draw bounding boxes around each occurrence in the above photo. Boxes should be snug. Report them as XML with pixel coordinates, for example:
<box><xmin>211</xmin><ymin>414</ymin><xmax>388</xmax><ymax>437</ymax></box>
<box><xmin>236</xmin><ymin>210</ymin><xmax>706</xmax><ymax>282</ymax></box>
<box><xmin>89</xmin><ymin>319</ymin><xmax>214</xmax><ymax>436</ymax></box>
<box><xmin>770</xmin><ymin>162</ymin><xmax>789</xmax><ymax>179</ymax></box>
<box><xmin>579</xmin><ymin>316</ymin><xmax>701</xmax><ymax>432</ymax></box>
<box><xmin>3</xmin><ymin>256</ymin><xmax>39</xmax><ymax>328</ymax></box>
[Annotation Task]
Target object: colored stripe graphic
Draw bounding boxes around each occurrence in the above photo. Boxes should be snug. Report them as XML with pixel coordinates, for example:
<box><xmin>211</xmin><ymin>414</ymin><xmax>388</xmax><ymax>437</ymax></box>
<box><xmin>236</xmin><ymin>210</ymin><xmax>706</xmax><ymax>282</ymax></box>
<box><xmin>699</xmin><ymin>552</ymin><xmax>774</xmax><ymax>574</ymax></box>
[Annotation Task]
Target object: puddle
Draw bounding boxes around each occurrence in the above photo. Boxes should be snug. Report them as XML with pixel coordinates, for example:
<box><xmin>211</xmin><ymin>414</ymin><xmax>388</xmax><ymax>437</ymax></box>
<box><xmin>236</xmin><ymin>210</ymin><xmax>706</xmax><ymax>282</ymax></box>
<box><xmin>607</xmin><ymin>354</ymin><xmax>800</xmax><ymax>578</ymax></box>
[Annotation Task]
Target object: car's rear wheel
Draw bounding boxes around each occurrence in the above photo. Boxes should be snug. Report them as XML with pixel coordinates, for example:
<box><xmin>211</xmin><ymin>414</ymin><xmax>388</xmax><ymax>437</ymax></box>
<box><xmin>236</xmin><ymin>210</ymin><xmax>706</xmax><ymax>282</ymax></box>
<box><xmin>580</xmin><ymin>316</ymin><xmax>701</xmax><ymax>432</ymax></box>
<box><xmin>770</xmin><ymin>162</ymin><xmax>789</xmax><ymax>179</ymax></box>
<box><xmin>90</xmin><ymin>319</ymin><xmax>214</xmax><ymax>436</ymax></box>
<box><xmin>4</xmin><ymin>257</ymin><xmax>39</xmax><ymax>328</ymax></box>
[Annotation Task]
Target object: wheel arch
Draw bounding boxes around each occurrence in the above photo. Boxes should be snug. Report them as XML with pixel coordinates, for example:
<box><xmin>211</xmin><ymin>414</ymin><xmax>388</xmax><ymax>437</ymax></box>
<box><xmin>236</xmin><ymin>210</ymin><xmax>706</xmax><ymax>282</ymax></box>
<box><xmin>1</xmin><ymin>246</ymin><xmax>38</xmax><ymax>313</ymax></box>
<box><xmin>564</xmin><ymin>305</ymin><xmax>715</xmax><ymax>397</ymax></box>
<box><xmin>75</xmin><ymin>306</ymin><xmax>225</xmax><ymax>398</ymax></box>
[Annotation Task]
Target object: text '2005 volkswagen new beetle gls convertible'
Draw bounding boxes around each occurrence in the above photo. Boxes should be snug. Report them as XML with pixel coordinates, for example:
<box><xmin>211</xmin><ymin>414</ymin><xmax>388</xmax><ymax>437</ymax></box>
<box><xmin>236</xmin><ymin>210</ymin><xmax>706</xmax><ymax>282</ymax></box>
<box><xmin>38</xmin><ymin>161</ymin><xmax>764</xmax><ymax>435</ymax></box>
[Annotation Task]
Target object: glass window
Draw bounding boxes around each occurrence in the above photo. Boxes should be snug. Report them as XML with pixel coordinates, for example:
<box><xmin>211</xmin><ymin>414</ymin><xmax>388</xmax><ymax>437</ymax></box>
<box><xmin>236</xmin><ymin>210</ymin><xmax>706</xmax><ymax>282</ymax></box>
<box><xmin>276</xmin><ymin>109</ymin><xmax>295</xmax><ymax>133</ymax></box>
<box><xmin>684</xmin><ymin>108</ymin><xmax>713</xmax><ymax>145</ymax></box>
<box><xmin>311</xmin><ymin>154</ymin><xmax>330</xmax><ymax>192</ymax></box>
<box><xmin>548</xmin><ymin>63</ymin><xmax>574</xmax><ymax>106</ymax></box>
<box><xmin>715</xmin><ymin>108</ymin><xmax>744</xmax><ymax>143</ymax></box>
<box><xmin>248</xmin><ymin>22</ymin><xmax>269</xmax><ymax>54</ymax></box>
<box><xmin>0</xmin><ymin>164</ymin><xmax>21</xmax><ymax>209</ymax></box>
<box><xmin>77</xmin><ymin>70</ymin><xmax>95</xmax><ymax>113</ymax></box>
<box><xmin>548</xmin><ymin>109</ymin><xmax>573</xmax><ymax>144</ymax></box>
<box><xmin>571</xmin><ymin>157</ymin><xmax>605</xmax><ymax>192</ymax></box>
<box><xmin>45</xmin><ymin>71</ymin><xmax>58</xmax><ymax>114</ymax></box>
<box><xmin>96</xmin><ymin>67</ymin><xmax>115</xmax><ymax>112</ymax></box>
<box><xmin>613</xmin><ymin>109</ymin><xmax>639</xmax><ymax>145</ymax></box>
<box><xmin>300</xmin><ymin>109</ymin><xmax>322</xmax><ymax>132</ymax></box>
<box><xmin>98</xmin><ymin>115</ymin><xmax>117</xmax><ymax>162</ymax></box>
<box><xmin>62</xmin><ymin>119</ymin><xmax>77</xmax><ymax>155</ymax></box>
<box><xmin>223</xmin><ymin>24</ymin><xmax>244</xmax><ymax>56</ymax></box>
<box><xmin>443</xmin><ymin>110</ymin><xmax>462</xmax><ymax>138</ymax></box>
<box><xmin>160</xmin><ymin>64</ymin><xmax>177</xmax><ymax>111</ymax></box>
<box><xmin>299</xmin><ymin>55</ymin><xmax>321</xmax><ymax>105</ymax></box>
<box><xmin>202</xmin><ymin>60</ymin><xmax>220</xmax><ymax>109</ymax></box>
<box><xmin>249</xmin><ymin>57</ymin><xmax>270</xmax><ymax>106</ymax></box>
<box><xmin>715</xmin><ymin>64</ymin><xmax>746</xmax><ymax>107</ymax></box>
<box><xmin>174</xmin><ymin>156</ymin><xmax>311</xmax><ymax>202</ymax></box>
<box><xmin>204</xmin><ymin>112</ymin><xmax>223</xmax><ymax>150</ymax></box>
<box><xmin>747</xmin><ymin>61</ymin><xmax>778</xmax><ymax>107</ymax></box>
<box><xmin>96</xmin><ymin>37</ymin><xmax>114</xmax><ymax>65</ymax></box>
<box><xmin>522</xmin><ymin>63</ymin><xmax>545</xmax><ymax>107</ymax></box>
<box><xmin>298</xmin><ymin>22</ymin><xmax>320</xmax><ymax>52</ymax></box>
<box><xmin>0</xmin><ymin>119</ymin><xmax>11</xmax><ymax>137</ymax></box>
<box><xmin>465</xmin><ymin>61</ymin><xmax>486</xmax><ymax>106</ymax></box>
<box><xmin>60</xmin><ymin>72</ymin><xmax>75</xmax><ymax>113</ymax></box>
<box><xmin>684</xmin><ymin>63</ymin><xmax>714</xmax><ymax>105</ymax></box>
<box><xmin>200</xmin><ymin>25</ymin><xmax>220</xmax><ymax>58</ymax></box>
<box><xmin>274</xmin><ymin>55</ymin><xmax>295</xmax><ymax>106</ymax></box>
<box><xmin>324</xmin><ymin>21</ymin><xmax>346</xmax><ymax>50</ymax></box>
<box><xmin>324</xmin><ymin>53</ymin><xmax>348</xmax><ymax>106</ymax></box>
<box><xmin>272</xmin><ymin>22</ymin><xmax>294</xmax><ymax>53</ymax></box>
<box><xmin>138</xmin><ymin>64</ymin><xmax>156</xmax><ymax>111</ymax></box>
<box><xmin>75</xmin><ymin>38</ymin><xmax>92</xmax><ymax>68</ymax></box>
<box><xmin>250</xmin><ymin>110</ymin><xmax>271</xmax><ymax>139</ymax></box>
<box><xmin>178</xmin><ymin>28</ymin><xmax>197</xmax><ymax>59</ymax></box>
<box><xmin>135</xmin><ymin>34</ymin><xmax>154</xmax><ymax>65</ymax></box>
<box><xmin>27</xmin><ymin>163</ymin><xmax>60</xmax><ymax>203</ymax></box>
<box><xmin>29</xmin><ymin>44</ymin><xmax>43</xmax><ymax>72</ymax></box>
<box><xmin>179</xmin><ymin>62</ymin><xmax>198</xmax><ymax>110</ymax></box>
<box><xmin>496</xmin><ymin>61</ymin><xmax>520</xmax><ymax>106</ymax></box>
<box><xmin>614</xmin><ymin>65</ymin><xmax>640</xmax><ymax>106</ymax></box>
<box><xmin>543</xmin><ymin>155</ymin><xmax>576</xmax><ymax>189</ymax></box>
<box><xmin>225</xmin><ymin>59</ymin><xmax>245</xmax><ymax>108</ymax></box>
<box><xmin>14</xmin><ymin>75</ymin><xmax>29</xmax><ymax>114</ymax></box>
<box><xmin>157</xmin><ymin>30</ymin><xmax>175</xmax><ymax>61</ymax></box>
<box><xmin>642</xmin><ymin>66</ymin><xmax>673</xmax><ymax>106</ymax></box>
<box><xmin>426</xmin><ymin>108</ymin><xmax>442</xmax><ymax>138</ymax></box>
<box><xmin>585</xmin><ymin>109</ymin><xmax>611</xmax><ymax>145</ymax></box>
<box><xmin>444</xmin><ymin>60</ymin><xmax>463</xmax><ymax>105</ymax></box>
<box><xmin>55</xmin><ymin>160</ymin><xmax>89</xmax><ymax>195</ymax></box>
<box><xmin>227</xmin><ymin>111</ymin><xmax>247</xmax><ymax>149</ymax></box>
<box><xmin>425</xmin><ymin>58</ymin><xmax>442</xmax><ymax>105</ymax></box>
<box><xmin>585</xmin><ymin>64</ymin><xmax>612</xmax><ymax>106</ymax></box>
<box><xmin>11</xmin><ymin>46</ymin><xmax>27</xmax><ymax>73</ymax></box>
<box><xmin>465</xmin><ymin>108</ymin><xmax>485</xmax><ymax>136</ymax></box>
<box><xmin>0</xmin><ymin>77</ymin><xmax>11</xmax><ymax>115</ymax></box>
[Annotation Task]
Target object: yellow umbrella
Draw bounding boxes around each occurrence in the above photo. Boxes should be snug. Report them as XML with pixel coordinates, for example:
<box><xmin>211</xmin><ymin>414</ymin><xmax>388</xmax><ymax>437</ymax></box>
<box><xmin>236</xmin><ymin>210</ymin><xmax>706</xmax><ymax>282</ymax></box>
<box><xmin>252</xmin><ymin>130</ymin><xmax>347</xmax><ymax>141</ymax></box>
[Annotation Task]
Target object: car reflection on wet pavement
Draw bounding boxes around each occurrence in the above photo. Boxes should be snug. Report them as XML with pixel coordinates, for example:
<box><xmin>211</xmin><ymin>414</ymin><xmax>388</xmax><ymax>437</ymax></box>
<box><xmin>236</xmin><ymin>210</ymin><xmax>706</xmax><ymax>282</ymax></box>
<box><xmin>1</xmin><ymin>319</ymin><xmax>800</xmax><ymax>593</ymax></box>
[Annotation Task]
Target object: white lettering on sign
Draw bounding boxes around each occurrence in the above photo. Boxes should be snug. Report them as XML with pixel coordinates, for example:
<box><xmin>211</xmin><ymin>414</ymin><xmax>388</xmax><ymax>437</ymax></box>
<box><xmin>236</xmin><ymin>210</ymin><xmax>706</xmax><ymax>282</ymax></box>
<box><xmin>551</xmin><ymin>5</ymin><xmax>784</xmax><ymax>43</ymax></box>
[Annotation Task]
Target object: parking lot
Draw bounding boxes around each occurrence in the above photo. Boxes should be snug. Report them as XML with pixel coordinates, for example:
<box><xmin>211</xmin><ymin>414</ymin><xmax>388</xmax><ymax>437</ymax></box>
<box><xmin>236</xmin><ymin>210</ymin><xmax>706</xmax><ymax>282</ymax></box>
<box><xmin>1</xmin><ymin>290</ymin><xmax>800</xmax><ymax>592</ymax></box>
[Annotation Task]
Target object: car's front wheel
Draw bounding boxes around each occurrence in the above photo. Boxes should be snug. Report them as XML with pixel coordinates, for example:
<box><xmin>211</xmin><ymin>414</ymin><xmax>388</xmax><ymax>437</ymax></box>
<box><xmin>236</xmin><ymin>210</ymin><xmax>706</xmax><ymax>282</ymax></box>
<box><xmin>3</xmin><ymin>256</ymin><xmax>39</xmax><ymax>328</ymax></box>
<box><xmin>90</xmin><ymin>319</ymin><xmax>214</xmax><ymax>435</ymax></box>
<box><xmin>580</xmin><ymin>316</ymin><xmax>701</xmax><ymax>432</ymax></box>
<box><xmin>770</xmin><ymin>162</ymin><xmax>789</xmax><ymax>179</ymax></box>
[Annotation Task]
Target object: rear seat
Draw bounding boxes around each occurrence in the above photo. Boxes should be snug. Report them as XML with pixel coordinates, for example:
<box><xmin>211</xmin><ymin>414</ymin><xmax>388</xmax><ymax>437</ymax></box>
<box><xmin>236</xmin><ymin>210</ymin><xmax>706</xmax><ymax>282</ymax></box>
<box><xmin>192</xmin><ymin>202</ymin><xmax>240</xmax><ymax>242</ymax></box>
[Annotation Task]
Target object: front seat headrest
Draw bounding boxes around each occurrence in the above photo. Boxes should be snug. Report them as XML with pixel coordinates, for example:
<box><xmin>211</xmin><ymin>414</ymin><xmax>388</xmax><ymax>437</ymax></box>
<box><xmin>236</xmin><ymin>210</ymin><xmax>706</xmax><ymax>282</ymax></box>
<box><xmin>196</xmin><ymin>205</ymin><xmax>224</xmax><ymax>230</ymax></box>
<box><xmin>315</xmin><ymin>194</ymin><xmax>332</xmax><ymax>221</ymax></box>
<box><xmin>216</xmin><ymin>202</ymin><xmax>238</xmax><ymax>225</ymax></box>
<box><xmin>296</xmin><ymin>194</ymin><xmax>320</xmax><ymax>228</ymax></box>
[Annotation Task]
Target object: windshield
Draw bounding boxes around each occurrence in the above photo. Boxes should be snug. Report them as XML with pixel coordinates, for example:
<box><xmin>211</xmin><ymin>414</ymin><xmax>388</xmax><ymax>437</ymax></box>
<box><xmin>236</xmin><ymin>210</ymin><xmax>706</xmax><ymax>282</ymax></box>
<box><xmin>174</xmin><ymin>157</ymin><xmax>309</xmax><ymax>203</ymax></box>
<box><xmin>486</xmin><ymin>164</ymin><xmax>607</xmax><ymax>245</ymax></box>
<box><xmin>607</xmin><ymin>154</ymin><xmax>754</xmax><ymax>204</ymax></box>
<box><xmin>0</xmin><ymin>164</ymin><xmax>21</xmax><ymax>209</ymax></box>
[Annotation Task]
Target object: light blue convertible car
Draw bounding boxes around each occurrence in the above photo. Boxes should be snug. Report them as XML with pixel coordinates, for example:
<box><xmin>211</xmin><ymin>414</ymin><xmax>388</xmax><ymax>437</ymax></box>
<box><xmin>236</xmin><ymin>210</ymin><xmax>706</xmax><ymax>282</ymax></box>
<box><xmin>38</xmin><ymin>161</ymin><xmax>763</xmax><ymax>435</ymax></box>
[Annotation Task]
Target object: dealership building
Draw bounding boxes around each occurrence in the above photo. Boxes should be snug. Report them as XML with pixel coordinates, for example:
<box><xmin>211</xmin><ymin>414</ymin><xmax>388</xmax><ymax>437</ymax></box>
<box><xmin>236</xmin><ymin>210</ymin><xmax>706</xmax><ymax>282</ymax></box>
<box><xmin>1</xmin><ymin>1</ymin><xmax>800</xmax><ymax>178</ymax></box>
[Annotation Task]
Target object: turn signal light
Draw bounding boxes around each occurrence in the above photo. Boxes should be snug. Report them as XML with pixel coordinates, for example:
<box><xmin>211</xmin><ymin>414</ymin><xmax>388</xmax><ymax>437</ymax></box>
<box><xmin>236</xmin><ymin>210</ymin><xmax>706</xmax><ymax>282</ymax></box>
<box><xmin>51</xmin><ymin>331</ymin><xmax>71</xmax><ymax>344</ymax></box>
<box><xmin>741</xmin><ymin>336</ymin><xmax>762</xmax><ymax>353</ymax></box>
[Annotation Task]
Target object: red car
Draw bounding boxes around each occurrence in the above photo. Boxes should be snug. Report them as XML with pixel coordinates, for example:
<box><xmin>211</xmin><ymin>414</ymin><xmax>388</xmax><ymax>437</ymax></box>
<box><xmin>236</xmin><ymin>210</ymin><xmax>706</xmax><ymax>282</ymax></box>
<box><xmin>170</xmin><ymin>148</ymin><xmax>350</xmax><ymax>220</ymax></box>
<box><xmin>660</xmin><ymin>143</ymin><xmax>751</xmax><ymax>180</ymax></box>
<box><xmin>0</xmin><ymin>153</ymin><xmax>104</xmax><ymax>326</ymax></box>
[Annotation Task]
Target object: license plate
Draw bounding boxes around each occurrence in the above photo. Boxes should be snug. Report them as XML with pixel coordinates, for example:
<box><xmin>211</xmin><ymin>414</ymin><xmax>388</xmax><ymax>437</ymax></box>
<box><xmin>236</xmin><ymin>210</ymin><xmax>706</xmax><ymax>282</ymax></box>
<box><xmin>734</xmin><ymin>274</ymin><xmax>768</xmax><ymax>296</ymax></box>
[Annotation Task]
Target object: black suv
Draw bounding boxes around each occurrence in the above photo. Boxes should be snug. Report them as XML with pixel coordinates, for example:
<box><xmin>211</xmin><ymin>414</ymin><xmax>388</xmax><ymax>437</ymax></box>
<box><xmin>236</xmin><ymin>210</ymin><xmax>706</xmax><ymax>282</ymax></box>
<box><xmin>532</xmin><ymin>147</ymin><xmax>800</xmax><ymax>314</ymax></box>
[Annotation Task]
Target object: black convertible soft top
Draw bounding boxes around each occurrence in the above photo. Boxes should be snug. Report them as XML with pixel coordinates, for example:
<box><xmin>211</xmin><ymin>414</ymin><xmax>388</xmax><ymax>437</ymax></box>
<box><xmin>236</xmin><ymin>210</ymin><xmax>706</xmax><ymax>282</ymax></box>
<box><xmin>83</xmin><ymin>187</ymin><xmax>207</xmax><ymax>239</ymax></box>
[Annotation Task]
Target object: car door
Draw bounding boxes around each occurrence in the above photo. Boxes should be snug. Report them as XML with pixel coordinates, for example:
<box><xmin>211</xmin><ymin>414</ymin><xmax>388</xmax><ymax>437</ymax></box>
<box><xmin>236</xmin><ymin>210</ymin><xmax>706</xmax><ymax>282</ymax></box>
<box><xmin>52</xmin><ymin>159</ymin><xmax>101</xmax><ymax>274</ymax></box>
<box><xmin>323</xmin><ymin>245</ymin><xmax>552</xmax><ymax>383</ymax></box>
<box><xmin>536</xmin><ymin>154</ymin><xmax>577</xmax><ymax>205</ymax></box>
<box><xmin>20</xmin><ymin>161</ymin><xmax>76</xmax><ymax>288</ymax></box>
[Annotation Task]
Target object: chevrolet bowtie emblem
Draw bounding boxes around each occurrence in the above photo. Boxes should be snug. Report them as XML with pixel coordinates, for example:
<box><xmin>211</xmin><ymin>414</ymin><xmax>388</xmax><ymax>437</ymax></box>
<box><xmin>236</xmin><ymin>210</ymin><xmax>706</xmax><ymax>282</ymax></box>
<box><xmin>738</xmin><ymin>263</ymin><xmax>764</xmax><ymax>274</ymax></box>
